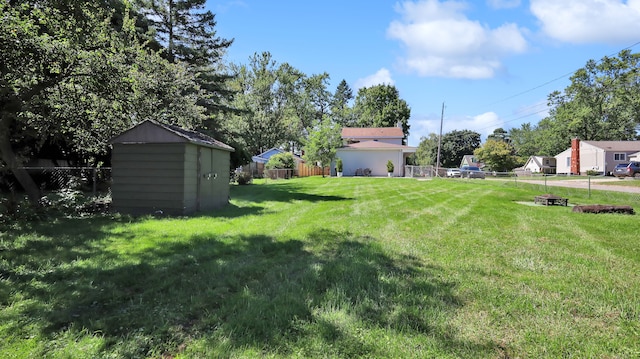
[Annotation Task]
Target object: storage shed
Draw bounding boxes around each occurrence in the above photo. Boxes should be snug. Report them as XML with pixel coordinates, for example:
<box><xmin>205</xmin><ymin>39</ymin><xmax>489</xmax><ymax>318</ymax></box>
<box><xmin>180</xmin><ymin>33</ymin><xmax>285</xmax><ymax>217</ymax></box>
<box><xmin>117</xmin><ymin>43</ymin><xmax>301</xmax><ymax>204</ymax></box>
<box><xmin>110</xmin><ymin>120</ymin><xmax>234</xmax><ymax>216</ymax></box>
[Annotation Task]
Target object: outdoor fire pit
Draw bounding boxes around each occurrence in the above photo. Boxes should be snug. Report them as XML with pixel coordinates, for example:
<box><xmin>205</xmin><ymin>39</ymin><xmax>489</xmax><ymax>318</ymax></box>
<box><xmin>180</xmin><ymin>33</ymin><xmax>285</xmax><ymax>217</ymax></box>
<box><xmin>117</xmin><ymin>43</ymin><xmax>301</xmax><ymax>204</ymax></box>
<box><xmin>534</xmin><ymin>194</ymin><xmax>568</xmax><ymax>206</ymax></box>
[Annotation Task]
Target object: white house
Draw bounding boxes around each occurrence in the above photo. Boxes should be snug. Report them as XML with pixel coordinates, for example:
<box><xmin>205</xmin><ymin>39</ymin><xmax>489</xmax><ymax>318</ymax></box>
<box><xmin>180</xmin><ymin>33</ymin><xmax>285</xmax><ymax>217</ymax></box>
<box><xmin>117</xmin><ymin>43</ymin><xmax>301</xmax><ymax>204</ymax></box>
<box><xmin>336</xmin><ymin>127</ymin><xmax>416</xmax><ymax>177</ymax></box>
<box><xmin>521</xmin><ymin>156</ymin><xmax>556</xmax><ymax>174</ymax></box>
<box><xmin>554</xmin><ymin>138</ymin><xmax>640</xmax><ymax>175</ymax></box>
<box><xmin>459</xmin><ymin>155</ymin><xmax>484</xmax><ymax>169</ymax></box>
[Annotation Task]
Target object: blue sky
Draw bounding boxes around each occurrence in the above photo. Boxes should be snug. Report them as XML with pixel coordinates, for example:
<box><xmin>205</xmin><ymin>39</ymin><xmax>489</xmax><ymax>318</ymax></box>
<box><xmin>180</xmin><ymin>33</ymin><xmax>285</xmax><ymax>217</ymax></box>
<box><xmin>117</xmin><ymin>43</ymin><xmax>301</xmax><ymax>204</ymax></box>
<box><xmin>210</xmin><ymin>0</ymin><xmax>640</xmax><ymax>146</ymax></box>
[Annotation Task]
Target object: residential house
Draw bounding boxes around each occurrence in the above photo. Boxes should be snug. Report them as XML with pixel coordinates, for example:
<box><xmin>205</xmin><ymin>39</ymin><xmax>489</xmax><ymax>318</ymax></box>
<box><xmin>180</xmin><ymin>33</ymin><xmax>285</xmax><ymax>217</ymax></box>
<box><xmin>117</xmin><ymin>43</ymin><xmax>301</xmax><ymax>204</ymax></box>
<box><xmin>520</xmin><ymin>156</ymin><xmax>557</xmax><ymax>174</ymax></box>
<box><xmin>336</xmin><ymin>127</ymin><xmax>416</xmax><ymax>177</ymax></box>
<box><xmin>554</xmin><ymin>138</ymin><xmax>640</xmax><ymax>175</ymax></box>
<box><xmin>248</xmin><ymin>148</ymin><xmax>305</xmax><ymax>177</ymax></box>
<box><xmin>459</xmin><ymin>155</ymin><xmax>484</xmax><ymax>169</ymax></box>
<box><xmin>248</xmin><ymin>148</ymin><xmax>328</xmax><ymax>177</ymax></box>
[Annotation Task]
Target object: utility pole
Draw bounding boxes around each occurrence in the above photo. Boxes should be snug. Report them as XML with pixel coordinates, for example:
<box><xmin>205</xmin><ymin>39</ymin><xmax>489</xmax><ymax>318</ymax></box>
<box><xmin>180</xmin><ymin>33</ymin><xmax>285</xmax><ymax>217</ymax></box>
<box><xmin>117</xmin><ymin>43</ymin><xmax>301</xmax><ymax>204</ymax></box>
<box><xmin>435</xmin><ymin>102</ymin><xmax>445</xmax><ymax>177</ymax></box>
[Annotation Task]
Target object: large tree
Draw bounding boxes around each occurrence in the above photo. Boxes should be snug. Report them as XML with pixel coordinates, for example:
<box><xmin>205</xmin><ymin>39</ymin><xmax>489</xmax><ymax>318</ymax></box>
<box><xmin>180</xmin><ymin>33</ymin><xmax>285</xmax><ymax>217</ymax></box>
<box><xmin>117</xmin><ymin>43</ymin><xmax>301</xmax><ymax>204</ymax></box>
<box><xmin>474</xmin><ymin>139</ymin><xmax>519</xmax><ymax>172</ymax></box>
<box><xmin>352</xmin><ymin>84</ymin><xmax>411</xmax><ymax>143</ymax></box>
<box><xmin>224</xmin><ymin>52</ymin><xmax>337</xmax><ymax>157</ymax></box>
<box><xmin>413</xmin><ymin>133</ymin><xmax>439</xmax><ymax>166</ymax></box>
<box><xmin>509</xmin><ymin>123</ymin><xmax>541</xmax><ymax>158</ymax></box>
<box><xmin>135</xmin><ymin>0</ymin><xmax>237</xmax><ymax>147</ymax></box>
<box><xmin>225</xmin><ymin>52</ymin><xmax>287</xmax><ymax>155</ymax></box>
<box><xmin>1</xmin><ymin>1</ymin><xmax>206</xmax><ymax>204</ymax></box>
<box><xmin>545</xmin><ymin>50</ymin><xmax>640</xmax><ymax>143</ymax></box>
<box><xmin>439</xmin><ymin>130</ymin><xmax>481</xmax><ymax>168</ymax></box>
<box><xmin>303</xmin><ymin>118</ymin><xmax>342</xmax><ymax>177</ymax></box>
<box><xmin>135</xmin><ymin>0</ymin><xmax>232</xmax><ymax>65</ymax></box>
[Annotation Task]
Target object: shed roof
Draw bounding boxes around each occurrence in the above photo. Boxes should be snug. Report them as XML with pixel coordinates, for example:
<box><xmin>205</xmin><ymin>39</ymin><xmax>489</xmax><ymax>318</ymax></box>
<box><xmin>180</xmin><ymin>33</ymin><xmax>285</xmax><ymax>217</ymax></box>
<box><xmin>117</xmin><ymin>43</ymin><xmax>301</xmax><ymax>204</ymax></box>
<box><xmin>341</xmin><ymin>127</ymin><xmax>404</xmax><ymax>139</ymax></box>
<box><xmin>110</xmin><ymin>120</ymin><xmax>234</xmax><ymax>152</ymax></box>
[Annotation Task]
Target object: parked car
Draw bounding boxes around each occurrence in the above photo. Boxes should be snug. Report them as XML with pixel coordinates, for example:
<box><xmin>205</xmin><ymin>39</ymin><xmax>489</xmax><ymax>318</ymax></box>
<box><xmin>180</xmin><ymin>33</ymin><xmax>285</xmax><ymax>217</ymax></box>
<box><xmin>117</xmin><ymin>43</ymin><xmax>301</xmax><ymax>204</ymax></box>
<box><xmin>446</xmin><ymin>168</ymin><xmax>461</xmax><ymax>178</ymax></box>
<box><xmin>613</xmin><ymin>162</ymin><xmax>640</xmax><ymax>178</ymax></box>
<box><xmin>460</xmin><ymin>166</ymin><xmax>486</xmax><ymax>179</ymax></box>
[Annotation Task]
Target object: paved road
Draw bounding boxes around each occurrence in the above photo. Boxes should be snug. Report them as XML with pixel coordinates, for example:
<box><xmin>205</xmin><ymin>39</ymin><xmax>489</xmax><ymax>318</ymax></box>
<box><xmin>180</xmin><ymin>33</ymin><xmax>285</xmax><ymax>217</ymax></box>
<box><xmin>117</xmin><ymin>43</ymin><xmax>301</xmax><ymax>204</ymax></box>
<box><xmin>501</xmin><ymin>177</ymin><xmax>640</xmax><ymax>194</ymax></box>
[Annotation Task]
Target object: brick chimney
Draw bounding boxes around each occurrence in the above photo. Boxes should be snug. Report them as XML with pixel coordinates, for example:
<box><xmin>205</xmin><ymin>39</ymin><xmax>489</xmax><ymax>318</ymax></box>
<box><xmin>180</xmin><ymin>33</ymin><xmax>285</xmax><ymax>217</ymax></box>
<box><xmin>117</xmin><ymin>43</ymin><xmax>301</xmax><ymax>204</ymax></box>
<box><xmin>571</xmin><ymin>138</ymin><xmax>580</xmax><ymax>175</ymax></box>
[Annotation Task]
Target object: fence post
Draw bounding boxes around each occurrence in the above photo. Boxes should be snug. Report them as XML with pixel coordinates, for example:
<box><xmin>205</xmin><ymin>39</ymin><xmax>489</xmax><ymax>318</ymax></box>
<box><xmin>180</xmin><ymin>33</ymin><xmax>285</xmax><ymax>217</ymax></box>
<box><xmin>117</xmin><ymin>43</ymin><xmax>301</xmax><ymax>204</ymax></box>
<box><xmin>92</xmin><ymin>167</ymin><xmax>97</xmax><ymax>197</ymax></box>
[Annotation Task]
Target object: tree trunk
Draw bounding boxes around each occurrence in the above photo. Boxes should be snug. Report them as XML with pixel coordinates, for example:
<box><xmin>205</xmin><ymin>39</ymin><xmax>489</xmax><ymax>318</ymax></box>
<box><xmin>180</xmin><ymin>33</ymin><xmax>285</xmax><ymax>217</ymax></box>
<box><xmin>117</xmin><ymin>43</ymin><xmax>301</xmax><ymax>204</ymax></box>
<box><xmin>0</xmin><ymin>116</ymin><xmax>42</xmax><ymax>205</ymax></box>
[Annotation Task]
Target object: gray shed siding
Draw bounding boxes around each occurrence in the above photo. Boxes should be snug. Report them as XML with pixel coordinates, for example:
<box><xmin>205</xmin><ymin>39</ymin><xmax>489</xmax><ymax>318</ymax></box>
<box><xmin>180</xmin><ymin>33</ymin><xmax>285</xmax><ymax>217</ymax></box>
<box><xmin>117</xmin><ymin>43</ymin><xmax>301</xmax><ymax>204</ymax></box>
<box><xmin>112</xmin><ymin>143</ymin><xmax>189</xmax><ymax>215</ymax></box>
<box><xmin>111</xmin><ymin>120</ymin><xmax>234</xmax><ymax>216</ymax></box>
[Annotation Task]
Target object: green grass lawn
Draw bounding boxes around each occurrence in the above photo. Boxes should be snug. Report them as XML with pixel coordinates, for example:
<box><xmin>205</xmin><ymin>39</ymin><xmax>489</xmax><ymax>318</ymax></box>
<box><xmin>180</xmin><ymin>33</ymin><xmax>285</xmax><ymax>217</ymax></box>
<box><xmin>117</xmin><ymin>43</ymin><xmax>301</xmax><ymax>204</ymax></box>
<box><xmin>1</xmin><ymin>177</ymin><xmax>639</xmax><ymax>358</ymax></box>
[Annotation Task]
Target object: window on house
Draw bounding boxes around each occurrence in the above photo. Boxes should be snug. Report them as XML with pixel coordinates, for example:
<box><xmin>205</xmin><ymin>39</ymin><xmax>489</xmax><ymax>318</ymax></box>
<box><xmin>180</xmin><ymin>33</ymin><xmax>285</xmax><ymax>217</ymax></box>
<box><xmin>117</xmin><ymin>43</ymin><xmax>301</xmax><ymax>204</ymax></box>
<box><xmin>614</xmin><ymin>153</ymin><xmax>626</xmax><ymax>161</ymax></box>
<box><xmin>566</xmin><ymin>157</ymin><xmax>570</xmax><ymax>167</ymax></box>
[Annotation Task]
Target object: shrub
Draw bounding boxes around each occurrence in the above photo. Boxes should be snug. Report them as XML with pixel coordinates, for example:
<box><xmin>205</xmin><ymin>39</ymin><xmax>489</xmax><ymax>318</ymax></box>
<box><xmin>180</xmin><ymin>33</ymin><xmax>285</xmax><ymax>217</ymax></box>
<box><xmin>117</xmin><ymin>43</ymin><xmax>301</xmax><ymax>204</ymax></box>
<box><xmin>387</xmin><ymin>160</ymin><xmax>394</xmax><ymax>173</ymax></box>
<box><xmin>236</xmin><ymin>172</ymin><xmax>253</xmax><ymax>185</ymax></box>
<box><xmin>266</xmin><ymin>152</ymin><xmax>295</xmax><ymax>170</ymax></box>
<box><xmin>336</xmin><ymin>158</ymin><xmax>343</xmax><ymax>172</ymax></box>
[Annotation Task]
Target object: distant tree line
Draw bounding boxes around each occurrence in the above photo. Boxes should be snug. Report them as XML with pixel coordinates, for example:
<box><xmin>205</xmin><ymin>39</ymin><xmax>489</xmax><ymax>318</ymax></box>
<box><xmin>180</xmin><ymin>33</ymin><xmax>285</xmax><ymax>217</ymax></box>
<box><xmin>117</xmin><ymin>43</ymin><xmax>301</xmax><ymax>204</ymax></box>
<box><xmin>413</xmin><ymin>50</ymin><xmax>640</xmax><ymax>171</ymax></box>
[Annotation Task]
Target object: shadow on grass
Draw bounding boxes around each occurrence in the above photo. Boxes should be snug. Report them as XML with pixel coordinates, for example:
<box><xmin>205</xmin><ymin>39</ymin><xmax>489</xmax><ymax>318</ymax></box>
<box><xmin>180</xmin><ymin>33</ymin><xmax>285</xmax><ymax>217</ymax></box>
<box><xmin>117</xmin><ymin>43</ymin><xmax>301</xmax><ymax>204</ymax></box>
<box><xmin>231</xmin><ymin>180</ymin><xmax>352</xmax><ymax>204</ymax></box>
<box><xmin>1</xmin><ymin>221</ymin><xmax>497</xmax><ymax>357</ymax></box>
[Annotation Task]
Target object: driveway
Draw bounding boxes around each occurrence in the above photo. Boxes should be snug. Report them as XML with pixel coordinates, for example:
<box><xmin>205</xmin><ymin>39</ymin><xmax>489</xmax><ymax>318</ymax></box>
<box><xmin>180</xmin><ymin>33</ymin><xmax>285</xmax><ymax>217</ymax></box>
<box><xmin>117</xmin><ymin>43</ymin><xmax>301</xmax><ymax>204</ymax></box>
<box><xmin>506</xmin><ymin>177</ymin><xmax>640</xmax><ymax>194</ymax></box>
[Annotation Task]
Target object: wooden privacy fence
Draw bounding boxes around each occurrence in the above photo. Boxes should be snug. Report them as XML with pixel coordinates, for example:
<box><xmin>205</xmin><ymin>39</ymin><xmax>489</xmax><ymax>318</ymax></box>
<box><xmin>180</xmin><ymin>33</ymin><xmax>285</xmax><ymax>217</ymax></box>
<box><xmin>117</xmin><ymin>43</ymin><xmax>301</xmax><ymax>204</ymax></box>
<box><xmin>297</xmin><ymin>162</ymin><xmax>329</xmax><ymax>177</ymax></box>
<box><xmin>249</xmin><ymin>162</ymin><xmax>329</xmax><ymax>179</ymax></box>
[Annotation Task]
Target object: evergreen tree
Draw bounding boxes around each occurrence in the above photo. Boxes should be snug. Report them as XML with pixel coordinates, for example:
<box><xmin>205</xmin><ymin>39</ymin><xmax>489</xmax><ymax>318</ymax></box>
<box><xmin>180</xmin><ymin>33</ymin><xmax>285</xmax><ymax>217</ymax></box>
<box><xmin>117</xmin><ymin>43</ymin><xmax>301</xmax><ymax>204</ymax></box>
<box><xmin>332</xmin><ymin>79</ymin><xmax>355</xmax><ymax>127</ymax></box>
<box><xmin>136</xmin><ymin>0</ymin><xmax>232</xmax><ymax>65</ymax></box>
<box><xmin>135</xmin><ymin>0</ymin><xmax>239</xmax><ymax>163</ymax></box>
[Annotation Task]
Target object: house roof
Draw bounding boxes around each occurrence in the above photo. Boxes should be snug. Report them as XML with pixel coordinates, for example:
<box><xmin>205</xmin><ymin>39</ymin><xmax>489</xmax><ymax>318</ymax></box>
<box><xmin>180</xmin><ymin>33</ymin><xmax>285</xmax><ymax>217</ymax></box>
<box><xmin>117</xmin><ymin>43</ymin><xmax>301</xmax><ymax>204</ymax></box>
<box><xmin>252</xmin><ymin>148</ymin><xmax>304</xmax><ymax>163</ymax></box>
<box><xmin>341</xmin><ymin>127</ymin><xmax>404</xmax><ymax>139</ymax></box>
<box><xmin>582</xmin><ymin>140</ymin><xmax>640</xmax><ymax>152</ymax></box>
<box><xmin>110</xmin><ymin>120</ymin><xmax>234</xmax><ymax>152</ymax></box>
<box><xmin>460</xmin><ymin>155</ymin><xmax>484</xmax><ymax>168</ymax></box>
<box><xmin>340</xmin><ymin>140</ymin><xmax>416</xmax><ymax>152</ymax></box>
<box><xmin>524</xmin><ymin>155</ymin><xmax>555</xmax><ymax>168</ymax></box>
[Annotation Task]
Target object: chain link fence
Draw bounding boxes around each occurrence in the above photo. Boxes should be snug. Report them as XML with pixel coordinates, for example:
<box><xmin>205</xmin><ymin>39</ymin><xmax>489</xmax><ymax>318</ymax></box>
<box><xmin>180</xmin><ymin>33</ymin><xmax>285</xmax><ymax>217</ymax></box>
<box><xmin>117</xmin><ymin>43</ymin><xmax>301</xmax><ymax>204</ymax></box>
<box><xmin>263</xmin><ymin>168</ymin><xmax>294</xmax><ymax>180</ymax></box>
<box><xmin>1</xmin><ymin>167</ymin><xmax>112</xmax><ymax>196</ymax></box>
<box><xmin>404</xmin><ymin>165</ymin><xmax>435</xmax><ymax>178</ymax></box>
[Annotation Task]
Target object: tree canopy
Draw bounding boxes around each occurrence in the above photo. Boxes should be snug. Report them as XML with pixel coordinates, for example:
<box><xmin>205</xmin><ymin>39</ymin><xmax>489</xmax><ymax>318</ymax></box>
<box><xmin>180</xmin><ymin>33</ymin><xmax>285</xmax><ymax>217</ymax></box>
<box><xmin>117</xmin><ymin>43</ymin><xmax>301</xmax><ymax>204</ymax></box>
<box><xmin>474</xmin><ymin>139</ymin><xmax>519</xmax><ymax>172</ymax></box>
<box><xmin>353</xmin><ymin>84</ymin><xmax>411</xmax><ymax>143</ymax></box>
<box><xmin>439</xmin><ymin>130</ymin><xmax>481</xmax><ymax>168</ymax></box>
<box><xmin>509</xmin><ymin>50</ymin><xmax>640</xmax><ymax>158</ymax></box>
<box><xmin>413</xmin><ymin>133</ymin><xmax>439</xmax><ymax>166</ymax></box>
<box><xmin>1</xmin><ymin>1</ymin><xmax>209</xmax><ymax>203</ymax></box>
<box><xmin>302</xmin><ymin>118</ymin><xmax>342</xmax><ymax>177</ymax></box>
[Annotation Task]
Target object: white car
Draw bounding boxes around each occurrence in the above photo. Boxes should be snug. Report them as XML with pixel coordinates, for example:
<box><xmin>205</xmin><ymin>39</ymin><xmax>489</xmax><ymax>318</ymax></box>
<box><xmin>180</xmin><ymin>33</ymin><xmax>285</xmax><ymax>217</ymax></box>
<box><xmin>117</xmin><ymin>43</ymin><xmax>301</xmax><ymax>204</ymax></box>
<box><xmin>446</xmin><ymin>168</ymin><xmax>461</xmax><ymax>178</ymax></box>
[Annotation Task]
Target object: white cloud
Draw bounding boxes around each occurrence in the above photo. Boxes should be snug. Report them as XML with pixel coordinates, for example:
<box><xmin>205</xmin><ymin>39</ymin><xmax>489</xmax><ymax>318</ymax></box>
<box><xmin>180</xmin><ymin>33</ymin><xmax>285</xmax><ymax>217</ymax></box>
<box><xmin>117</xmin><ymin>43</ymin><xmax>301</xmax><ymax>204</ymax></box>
<box><xmin>214</xmin><ymin>1</ymin><xmax>248</xmax><ymax>13</ymax></box>
<box><xmin>408</xmin><ymin>111</ymin><xmax>504</xmax><ymax>146</ymax></box>
<box><xmin>531</xmin><ymin>0</ymin><xmax>640</xmax><ymax>44</ymax></box>
<box><xmin>354</xmin><ymin>68</ymin><xmax>395</xmax><ymax>89</ymax></box>
<box><xmin>387</xmin><ymin>0</ymin><xmax>528</xmax><ymax>79</ymax></box>
<box><xmin>487</xmin><ymin>0</ymin><xmax>521</xmax><ymax>9</ymax></box>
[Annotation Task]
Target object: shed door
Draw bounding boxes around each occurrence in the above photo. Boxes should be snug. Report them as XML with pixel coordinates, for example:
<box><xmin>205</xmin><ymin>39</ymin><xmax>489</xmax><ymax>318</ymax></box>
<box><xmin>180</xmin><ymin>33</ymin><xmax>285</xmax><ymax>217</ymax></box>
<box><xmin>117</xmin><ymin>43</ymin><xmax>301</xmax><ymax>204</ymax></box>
<box><xmin>198</xmin><ymin>147</ymin><xmax>215</xmax><ymax>211</ymax></box>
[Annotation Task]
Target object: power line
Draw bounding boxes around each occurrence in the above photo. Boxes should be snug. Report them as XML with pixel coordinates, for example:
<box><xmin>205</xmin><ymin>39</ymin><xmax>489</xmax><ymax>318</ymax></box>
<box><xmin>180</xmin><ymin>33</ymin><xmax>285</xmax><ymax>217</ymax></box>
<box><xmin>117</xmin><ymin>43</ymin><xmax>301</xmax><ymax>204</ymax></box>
<box><xmin>472</xmin><ymin>40</ymin><xmax>640</xmax><ymax>133</ymax></box>
<box><xmin>487</xmin><ymin>40</ymin><xmax>640</xmax><ymax>107</ymax></box>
